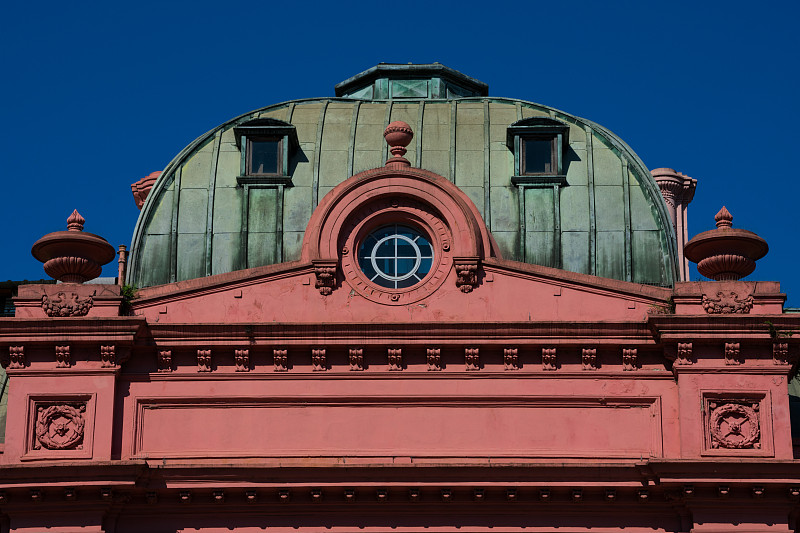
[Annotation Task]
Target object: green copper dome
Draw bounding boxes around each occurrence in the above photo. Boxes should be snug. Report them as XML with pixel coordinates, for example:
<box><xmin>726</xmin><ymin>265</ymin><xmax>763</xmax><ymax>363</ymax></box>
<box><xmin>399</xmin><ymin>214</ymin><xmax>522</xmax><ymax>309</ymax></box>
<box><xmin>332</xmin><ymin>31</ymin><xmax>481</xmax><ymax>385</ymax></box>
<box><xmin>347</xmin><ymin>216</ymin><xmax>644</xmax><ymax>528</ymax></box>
<box><xmin>128</xmin><ymin>65</ymin><xmax>678</xmax><ymax>289</ymax></box>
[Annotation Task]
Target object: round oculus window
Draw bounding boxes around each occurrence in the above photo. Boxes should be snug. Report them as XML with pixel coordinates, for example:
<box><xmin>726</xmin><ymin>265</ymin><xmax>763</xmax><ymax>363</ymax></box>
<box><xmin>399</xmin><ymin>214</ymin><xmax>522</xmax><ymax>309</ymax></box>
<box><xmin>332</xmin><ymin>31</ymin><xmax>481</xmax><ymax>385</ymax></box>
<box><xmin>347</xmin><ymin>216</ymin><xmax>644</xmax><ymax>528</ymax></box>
<box><xmin>357</xmin><ymin>225</ymin><xmax>434</xmax><ymax>289</ymax></box>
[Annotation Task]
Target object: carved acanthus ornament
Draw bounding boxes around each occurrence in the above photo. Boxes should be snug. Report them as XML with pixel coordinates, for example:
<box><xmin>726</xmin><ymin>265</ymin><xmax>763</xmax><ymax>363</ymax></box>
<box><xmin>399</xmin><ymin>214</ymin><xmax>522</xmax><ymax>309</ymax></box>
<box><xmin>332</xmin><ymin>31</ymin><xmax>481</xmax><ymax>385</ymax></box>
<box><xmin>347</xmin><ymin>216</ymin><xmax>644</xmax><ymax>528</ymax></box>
<box><xmin>197</xmin><ymin>349</ymin><xmax>212</xmax><ymax>372</ymax></box>
<box><xmin>34</xmin><ymin>403</ymin><xmax>86</xmax><ymax>450</ymax></box>
<box><xmin>388</xmin><ymin>348</ymin><xmax>403</xmax><ymax>371</ymax></box>
<box><xmin>312</xmin><ymin>348</ymin><xmax>327</xmax><ymax>371</ymax></box>
<box><xmin>676</xmin><ymin>342</ymin><xmax>693</xmax><ymax>366</ymax></box>
<box><xmin>773</xmin><ymin>342</ymin><xmax>789</xmax><ymax>365</ymax></box>
<box><xmin>158</xmin><ymin>350</ymin><xmax>172</xmax><ymax>372</ymax></box>
<box><xmin>312</xmin><ymin>260</ymin><xmax>337</xmax><ymax>296</ymax></box>
<box><xmin>702</xmin><ymin>291</ymin><xmax>753</xmax><ymax>314</ymax></box>
<box><xmin>55</xmin><ymin>345</ymin><xmax>70</xmax><ymax>368</ymax></box>
<box><xmin>42</xmin><ymin>292</ymin><xmax>93</xmax><ymax>317</ymax></box>
<box><xmin>453</xmin><ymin>258</ymin><xmax>479</xmax><ymax>293</ymax></box>
<box><xmin>100</xmin><ymin>345</ymin><xmax>115</xmax><ymax>368</ymax></box>
<box><xmin>274</xmin><ymin>348</ymin><xmax>288</xmax><ymax>371</ymax></box>
<box><xmin>709</xmin><ymin>401</ymin><xmax>761</xmax><ymax>449</ymax></box>
<box><xmin>349</xmin><ymin>348</ymin><xmax>364</xmax><ymax>371</ymax></box>
<box><xmin>622</xmin><ymin>348</ymin><xmax>638</xmax><ymax>371</ymax></box>
<box><xmin>542</xmin><ymin>348</ymin><xmax>557</xmax><ymax>371</ymax></box>
<box><xmin>581</xmin><ymin>348</ymin><xmax>597</xmax><ymax>370</ymax></box>
<box><xmin>427</xmin><ymin>348</ymin><xmax>442</xmax><ymax>371</ymax></box>
<box><xmin>724</xmin><ymin>342</ymin><xmax>742</xmax><ymax>366</ymax></box>
<box><xmin>465</xmin><ymin>347</ymin><xmax>480</xmax><ymax>371</ymax></box>
<box><xmin>235</xmin><ymin>349</ymin><xmax>250</xmax><ymax>372</ymax></box>
<box><xmin>504</xmin><ymin>348</ymin><xmax>520</xmax><ymax>370</ymax></box>
<box><xmin>7</xmin><ymin>346</ymin><xmax>25</xmax><ymax>369</ymax></box>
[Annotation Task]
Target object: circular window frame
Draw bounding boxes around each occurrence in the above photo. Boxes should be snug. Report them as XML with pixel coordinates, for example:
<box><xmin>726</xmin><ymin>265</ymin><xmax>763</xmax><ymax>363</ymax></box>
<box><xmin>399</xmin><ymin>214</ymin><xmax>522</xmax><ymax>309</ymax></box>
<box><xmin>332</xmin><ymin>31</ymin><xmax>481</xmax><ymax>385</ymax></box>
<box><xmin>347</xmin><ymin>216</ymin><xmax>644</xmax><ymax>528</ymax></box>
<box><xmin>340</xmin><ymin>198</ymin><xmax>452</xmax><ymax>305</ymax></box>
<box><xmin>358</xmin><ymin>224</ymin><xmax>434</xmax><ymax>289</ymax></box>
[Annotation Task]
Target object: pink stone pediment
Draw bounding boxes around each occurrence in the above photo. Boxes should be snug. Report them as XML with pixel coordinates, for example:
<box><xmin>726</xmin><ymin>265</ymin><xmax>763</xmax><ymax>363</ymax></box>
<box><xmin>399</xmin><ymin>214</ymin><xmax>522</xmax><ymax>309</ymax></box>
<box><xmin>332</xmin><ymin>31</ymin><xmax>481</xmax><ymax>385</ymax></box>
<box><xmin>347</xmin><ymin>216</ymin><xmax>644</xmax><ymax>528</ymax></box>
<box><xmin>129</xmin><ymin>256</ymin><xmax>669</xmax><ymax>324</ymax></box>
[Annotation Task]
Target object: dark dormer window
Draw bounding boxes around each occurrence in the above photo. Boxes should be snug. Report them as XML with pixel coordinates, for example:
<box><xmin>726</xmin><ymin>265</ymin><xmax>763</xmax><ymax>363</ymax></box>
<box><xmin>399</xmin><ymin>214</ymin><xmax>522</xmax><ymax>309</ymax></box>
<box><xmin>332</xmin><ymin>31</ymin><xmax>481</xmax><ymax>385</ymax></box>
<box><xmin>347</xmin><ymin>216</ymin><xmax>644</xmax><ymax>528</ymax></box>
<box><xmin>507</xmin><ymin>117</ymin><xmax>570</xmax><ymax>185</ymax></box>
<box><xmin>521</xmin><ymin>136</ymin><xmax>556</xmax><ymax>175</ymax></box>
<box><xmin>247</xmin><ymin>137</ymin><xmax>281</xmax><ymax>176</ymax></box>
<box><xmin>234</xmin><ymin>118</ymin><xmax>299</xmax><ymax>185</ymax></box>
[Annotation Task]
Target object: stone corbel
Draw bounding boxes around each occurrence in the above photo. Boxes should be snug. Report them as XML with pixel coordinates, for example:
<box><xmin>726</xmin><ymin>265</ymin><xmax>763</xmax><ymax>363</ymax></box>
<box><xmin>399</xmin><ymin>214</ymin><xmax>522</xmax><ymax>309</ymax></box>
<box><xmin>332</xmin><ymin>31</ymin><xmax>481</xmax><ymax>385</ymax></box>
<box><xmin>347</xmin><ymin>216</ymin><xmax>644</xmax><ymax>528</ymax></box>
<box><xmin>724</xmin><ymin>342</ymin><xmax>742</xmax><ymax>366</ymax></box>
<box><xmin>453</xmin><ymin>257</ymin><xmax>479</xmax><ymax>293</ymax></box>
<box><xmin>312</xmin><ymin>259</ymin><xmax>338</xmax><ymax>296</ymax></box>
<box><xmin>542</xmin><ymin>347</ymin><xmax>557</xmax><ymax>371</ymax></box>
<box><xmin>55</xmin><ymin>345</ymin><xmax>71</xmax><ymax>368</ymax></box>
<box><xmin>427</xmin><ymin>348</ymin><xmax>442</xmax><ymax>371</ymax></box>
<box><xmin>349</xmin><ymin>347</ymin><xmax>364</xmax><ymax>371</ymax></box>
<box><xmin>6</xmin><ymin>346</ymin><xmax>25</xmax><ymax>369</ymax></box>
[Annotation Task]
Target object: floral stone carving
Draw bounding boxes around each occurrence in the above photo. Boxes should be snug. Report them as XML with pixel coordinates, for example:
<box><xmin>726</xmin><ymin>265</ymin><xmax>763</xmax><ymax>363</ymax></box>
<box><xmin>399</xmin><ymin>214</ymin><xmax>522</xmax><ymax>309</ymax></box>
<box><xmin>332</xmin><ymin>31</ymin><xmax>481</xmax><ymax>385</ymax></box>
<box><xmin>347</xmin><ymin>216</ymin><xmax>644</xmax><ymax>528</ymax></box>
<box><xmin>42</xmin><ymin>292</ymin><xmax>94</xmax><ymax>317</ymax></box>
<box><xmin>453</xmin><ymin>258</ymin><xmax>479</xmax><ymax>293</ymax></box>
<box><xmin>312</xmin><ymin>260</ymin><xmax>337</xmax><ymax>296</ymax></box>
<box><xmin>709</xmin><ymin>401</ymin><xmax>760</xmax><ymax>449</ymax></box>
<box><xmin>702</xmin><ymin>291</ymin><xmax>753</xmax><ymax>314</ymax></box>
<box><xmin>35</xmin><ymin>403</ymin><xmax>86</xmax><ymax>450</ymax></box>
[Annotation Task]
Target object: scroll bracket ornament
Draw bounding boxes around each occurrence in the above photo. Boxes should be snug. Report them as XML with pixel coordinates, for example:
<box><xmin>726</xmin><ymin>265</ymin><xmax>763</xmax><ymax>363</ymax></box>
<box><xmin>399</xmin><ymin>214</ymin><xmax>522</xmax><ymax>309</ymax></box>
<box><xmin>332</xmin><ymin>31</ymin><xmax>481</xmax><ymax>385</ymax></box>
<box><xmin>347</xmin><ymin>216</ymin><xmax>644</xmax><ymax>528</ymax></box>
<box><xmin>622</xmin><ymin>348</ymin><xmax>638</xmax><ymax>371</ymax></box>
<box><xmin>542</xmin><ymin>348</ymin><xmax>557</xmax><ymax>371</ymax></box>
<box><xmin>312</xmin><ymin>348</ymin><xmax>327</xmax><ymax>371</ymax></box>
<box><xmin>427</xmin><ymin>348</ymin><xmax>442</xmax><ymax>371</ymax></box>
<box><xmin>676</xmin><ymin>342</ymin><xmax>693</xmax><ymax>366</ymax></box>
<box><xmin>312</xmin><ymin>260</ymin><xmax>337</xmax><ymax>296</ymax></box>
<box><xmin>582</xmin><ymin>348</ymin><xmax>598</xmax><ymax>370</ymax></box>
<box><xmin>7</xmin><ymin>346</ymin><xmax>25</xmax><ymax>369</ymax></box>
<box><xmin>388</xmin><ymin>348</ymin><xmax>403</xmax><ymax>371</ymax></box>
<box><xmin>235</xmin><ymin>349</ymin><xmax>250</xmax><ymax>372</ymax></box>
<box><xmin>504</xmin><ymin>348</ymin><xmax>520</xmax><ymax>370</ymax></box>
<box><xmin>349</xmin><ymin>348</ymin><xmax>364</xmax><ymax>371</ymax></box>
<box><xmin>274</xmin><ymin>348</ymin><xmax>288</xmax><ymax>372</ymax></box>
<box><xmin>465</xmin><ymin>347</ymin><xmax>480</xmax><ymax>371</ymax></box>
<box><xmin>453</xmin><ymin>258</ymin><xmax>479</xmax><ymax>293</ymax></box>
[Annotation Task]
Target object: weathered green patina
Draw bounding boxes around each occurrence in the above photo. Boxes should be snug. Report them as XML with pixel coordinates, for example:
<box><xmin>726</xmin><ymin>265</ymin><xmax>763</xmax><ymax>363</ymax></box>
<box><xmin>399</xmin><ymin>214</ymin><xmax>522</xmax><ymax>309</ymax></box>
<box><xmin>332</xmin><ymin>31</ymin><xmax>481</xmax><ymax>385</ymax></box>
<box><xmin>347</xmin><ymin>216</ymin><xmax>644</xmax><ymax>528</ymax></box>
<box><xmin>128</xmin><ymin>65</ymin><xmax>677</xmax><ymax>288</ymax></box>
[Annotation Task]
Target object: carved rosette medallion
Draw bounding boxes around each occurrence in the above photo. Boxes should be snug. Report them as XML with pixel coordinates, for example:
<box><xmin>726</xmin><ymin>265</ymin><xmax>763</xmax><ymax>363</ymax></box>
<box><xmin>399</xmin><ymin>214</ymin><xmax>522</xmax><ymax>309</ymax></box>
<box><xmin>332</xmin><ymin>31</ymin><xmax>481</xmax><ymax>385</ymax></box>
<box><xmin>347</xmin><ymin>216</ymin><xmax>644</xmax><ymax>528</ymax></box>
<box><xmin>708</xmin><ymin>401</ymin><xmax>761</xmax><ymax>450</ymax></box>
<box><xmin>34</xmin><ymin>403</ymin><xmax>86</xmax><ymax>450</ymax></box>
<box><xmin>42</xmin><ymin>292</ymin><xmax>93</xmax><ymax>317</ymax></box>
<box><xmin>702</xmin><ymin>291</ymin><xmax>753</xmax><ymax>314</ymax></box>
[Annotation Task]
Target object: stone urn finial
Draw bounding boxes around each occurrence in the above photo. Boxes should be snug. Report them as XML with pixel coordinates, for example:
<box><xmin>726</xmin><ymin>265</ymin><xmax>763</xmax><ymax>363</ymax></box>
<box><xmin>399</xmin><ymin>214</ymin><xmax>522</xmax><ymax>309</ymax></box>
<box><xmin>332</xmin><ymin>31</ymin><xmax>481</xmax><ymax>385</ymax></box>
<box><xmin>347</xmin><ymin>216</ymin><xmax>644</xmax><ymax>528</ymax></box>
<box><xmin>714</xmin><ymin>205</ymin><xmax>733</xmax><ymax>228</ymax></box>
<box><xmin>384</xmin><ymin>121</ymin><xmax>414</xmax><ymax>169</ymax></box>
<box><xmin>683</xmin><ymin>206</ymin><xmax>768</xmax><ymax>281</ymax></box>
<box><xmin>66</xmin><ymin>209</ymin><xmax>85</xmax><ymax>231</ymax></box>
<box><xmin>31</xmin><ymin>211</ymin><xmax>117</xmax><ymax>283</ymax></box>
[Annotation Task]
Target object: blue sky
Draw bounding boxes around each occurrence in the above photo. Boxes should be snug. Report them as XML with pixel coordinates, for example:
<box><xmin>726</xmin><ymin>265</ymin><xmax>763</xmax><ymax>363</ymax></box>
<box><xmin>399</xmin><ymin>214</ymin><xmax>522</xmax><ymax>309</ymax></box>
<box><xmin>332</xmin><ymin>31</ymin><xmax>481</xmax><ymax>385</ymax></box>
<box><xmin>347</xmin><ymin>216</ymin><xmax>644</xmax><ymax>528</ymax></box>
<box><xmin>2</xmin><ymin>1</ymin><xmax>798</xmax><ymax>303</ymax></box>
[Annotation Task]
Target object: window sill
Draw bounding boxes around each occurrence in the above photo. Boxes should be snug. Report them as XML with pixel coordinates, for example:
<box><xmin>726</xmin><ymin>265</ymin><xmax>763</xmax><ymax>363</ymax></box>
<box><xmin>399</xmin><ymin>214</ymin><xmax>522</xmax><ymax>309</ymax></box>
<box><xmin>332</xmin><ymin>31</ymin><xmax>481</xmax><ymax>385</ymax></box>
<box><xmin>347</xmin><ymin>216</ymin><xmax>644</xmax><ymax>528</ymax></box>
<box><xmin>236</xmin><ymin>175</ymin><xmax>293</xmax><ymax>186</ymax></box>
<box><xmin>511</xmin><ymin>174</ymin><xmax>567</xmax><ymax>187</ymax></box>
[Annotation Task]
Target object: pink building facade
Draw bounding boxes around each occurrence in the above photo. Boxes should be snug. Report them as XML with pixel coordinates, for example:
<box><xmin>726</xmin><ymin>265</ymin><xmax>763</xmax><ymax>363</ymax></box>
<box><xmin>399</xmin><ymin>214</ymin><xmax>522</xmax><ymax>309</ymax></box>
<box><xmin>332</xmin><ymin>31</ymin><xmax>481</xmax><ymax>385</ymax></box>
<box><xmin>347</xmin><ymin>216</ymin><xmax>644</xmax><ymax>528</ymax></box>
<box><xmin>1</xmin><ymin>65</ymin><xmax>798</xmax><ymax>532</ymax></box>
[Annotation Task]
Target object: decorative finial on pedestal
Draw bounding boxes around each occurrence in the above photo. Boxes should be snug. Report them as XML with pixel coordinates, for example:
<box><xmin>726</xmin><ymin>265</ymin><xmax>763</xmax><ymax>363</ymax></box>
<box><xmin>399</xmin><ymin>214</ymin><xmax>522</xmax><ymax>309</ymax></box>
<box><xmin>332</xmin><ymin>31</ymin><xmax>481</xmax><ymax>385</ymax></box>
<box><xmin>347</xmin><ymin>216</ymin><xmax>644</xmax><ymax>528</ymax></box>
<box><xmin>66</xmin><ymin>209</ymin><xmax>85</xmax><ymax>231</ymax></box>
<box><xmin>714</xmin><ymin>206</ymin><xmax>733</xmax><ymax>228</ymax></box>
<box><xmin>31</xmin><ymin>211</ymin><xmax>116</xmax><ymax>283</ymax></box>
<box><xmin>684</xmin><ymin>207</ymin><xmax>768</xmax><ymax>281</ymax></box>
<box><xmin>384</xmin><ymin>121</ymin><xmax>414</xmax><ymax>169</ymax></box>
